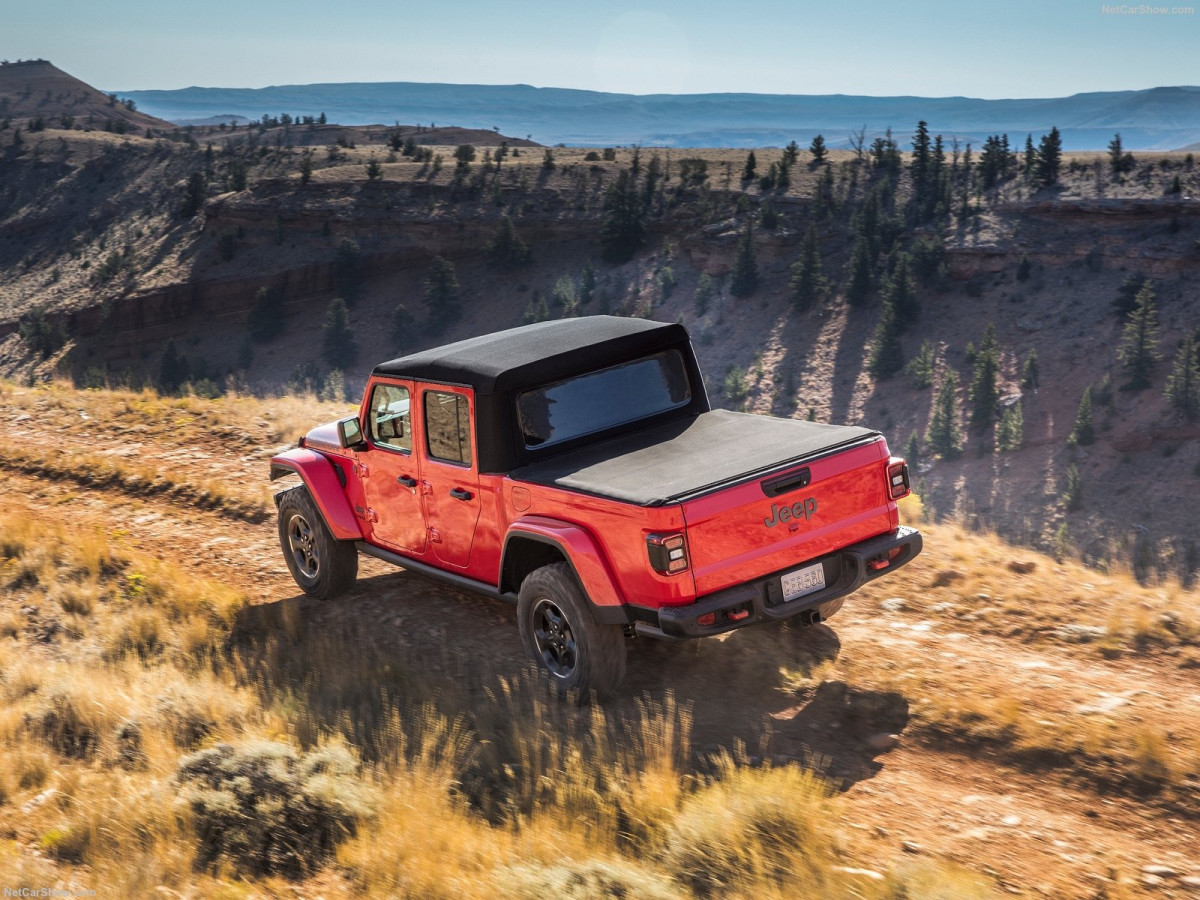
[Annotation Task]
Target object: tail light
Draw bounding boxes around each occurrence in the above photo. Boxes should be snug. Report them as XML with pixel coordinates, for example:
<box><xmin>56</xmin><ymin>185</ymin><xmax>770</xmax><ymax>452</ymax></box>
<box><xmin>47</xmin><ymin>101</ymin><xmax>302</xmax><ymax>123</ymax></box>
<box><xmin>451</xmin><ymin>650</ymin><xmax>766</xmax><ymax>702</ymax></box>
<box><xmin>647</xmin><ymin>532</ymin><xmax>689</xmax><ymax>575</ymax></box>
<box><xmin>887</xmin><ymin>458</ymin><xmax>911</xmax><ymax>500</ymax></box>
<box><xmin>869</xmin><ymin>546</ymin><xmax>905</xmax><ymax>571</ymax></box>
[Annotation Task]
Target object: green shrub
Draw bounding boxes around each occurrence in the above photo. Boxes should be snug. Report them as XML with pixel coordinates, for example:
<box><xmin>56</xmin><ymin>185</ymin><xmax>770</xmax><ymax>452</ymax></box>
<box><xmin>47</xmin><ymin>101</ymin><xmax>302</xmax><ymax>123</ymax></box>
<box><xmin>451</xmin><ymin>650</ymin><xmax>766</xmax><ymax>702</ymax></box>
<box><xmin>176</xmin><ymin>741</ymin><xmax>375</xmax><ymax>877</ymax></box>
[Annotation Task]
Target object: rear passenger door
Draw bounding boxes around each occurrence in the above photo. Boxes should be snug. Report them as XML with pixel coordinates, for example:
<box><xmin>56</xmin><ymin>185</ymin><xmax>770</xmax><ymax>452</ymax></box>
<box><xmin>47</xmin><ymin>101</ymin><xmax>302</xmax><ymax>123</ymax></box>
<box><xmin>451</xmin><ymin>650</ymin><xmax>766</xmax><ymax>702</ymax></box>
<box><xmin>417</xmin><ymin>385</ymin><xmax>481</xmax><ymax>569</ymax></box>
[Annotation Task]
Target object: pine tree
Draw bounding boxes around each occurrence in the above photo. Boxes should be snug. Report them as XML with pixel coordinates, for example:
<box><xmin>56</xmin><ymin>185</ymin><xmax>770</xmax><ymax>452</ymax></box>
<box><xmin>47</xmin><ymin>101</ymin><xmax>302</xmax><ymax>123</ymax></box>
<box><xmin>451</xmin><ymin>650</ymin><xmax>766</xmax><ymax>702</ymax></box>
<box><xmin>884</xmin><ymin>252</ymin><xmax>919</xmax><ymax>327</ymax></box>
<box><xmin>1023</xmin><ymin>134</ymin><xmax>1037</xmax><ymax>177</ymax></box>
<box><xmin>813</xmin><ymin>164</ymin><xmax>835</xmax><ymax>217</ymax></box>
<box><xmin>487</xmin><ymin>215</ymin><xmax>532</xmax><ymax>269</ymax></box>
<box><xmin>845</xmin><ymin>235</ymin><xmax>874</xmax><ymax>307</ymax></box>
<box><xmin>694</xmin><ymin>272</ymin><xmax>714</xmax><ymax>314</ymax></box>
<box><xmin>365</xmin><ymin>157</ymin><xmax>382</xmax><ymax>181</ymax></box>
<box><xmin>423</xmin><ymin>255</ymin><xmax>461</xmax><ymax>326</ymax></box>
<box><xmin>1113</xmin><ymin>273</ymin><xmax>1148</xmax><ymax>318</ymax></box>
<box><xmin>1070</xmin><ymin>387</ymin><xmax>1095</xmax><ymax>445</ymax></box>
<box><xmin>774</xmin><ymin>160</ymin><xmax>790</xmax><ymax>191</ymax></box>
<box><xmin>1165</xmin><ymin>333</ymin><xmax>1200</xmax><ymax>420</ymax></box>
<box><xmin>1021</xmin><ymin>349</ymin><xmax>1040</xmax><ymax>389</ymax></box>
<box><xmin>968</xmin><ymin>324</ymin><xmax>1000</xmax><ymax>432</ymax></box>
<box><xmin>809</xmin><ymin>135</ymin><xmax>828</xmax><ymax>166</ymax></box>
<box><xmin>1016</xmin><ymin>253</ymin><xmax>1031</xmax><ymax>282</ymax></box>
<box><xmin>729</xmin><ymin>223</ymin><xmax>759</xmax><ymax>298</ymax></box>
<box><xmin>599</xmin><ymin>169</ymin><xmax>645</xmax><ymax>263</ymax></box>
<box><xmin>322</xmin><ymin>298</ymin><xmax>357</xmax><ymax>368</ymax></box>
<box><xmin>1107</xmin><ymin>132</ymin><xmax>1124</xmax><ymax>174</ymax></box>
<box><xmin>742</xmin><ymin>150</ymin><xmax>757</xmax><ymax>182</ymax></box>
<box><xmin>789</xmin><ymin>225</ymin><xmax>827</xmax><ymax>311</ymax></box>
<box><xmin>904</xmin><ymin>431</ymin><xmax>922</xmax><ymax>464</ymax></box>
<box><xmin>910</xmin><ymin>120</ymin><xmax>931</xmax><ymax>201</ymax></box>
<box><xmin>868</xmin><ymin>299</ymin><xmax>905</xmax><ymax>379</ymax></box>
<box><xmin>1064</xmin><ymin>464</ymin><xmax>1083</xmax><ymax>511</ymax></box>
<box><xmin>926</xmin><ymin>369</ymin><xmax>963</xmax><ymax>458</ymax></box>
<box><xmin>1117</xmin><ymin>283</ymin><xmax>1161</xmax><ymax>389</ymax></box>
<box><xmin>905</xmin><ymin>340</ymin><xmax>937</xmax><ymax>389</ymax></box>
<box><xmin>181</xmin><ymin>171</ymin><xmax>207</xmax><ymax>217</ymax></box>
<box><xmin>1108</xmin><ymin>133</ymin><xmax>1134</xmax><ymax>175</ymax></box>
<box><xmin>978</xmin><ymin>134</ymin><xmax>1009</xmax><ymax>189</ymax></box>
<box><xmin>996</xmin><ymin>401</ymin><xmax>1024</xmax><ymax>452</ymax></box>
<box><xmin>454</xmin><ymin>144</ymin><xmax>476</xmax><ymax>170</ymax></box>
<box><xmin>580</xmin><ymin>260</ymin><xmax>597</xmax><ymax>304</ymax></box>
<box><xmin>300</xmin><ymin>151</ymin><xmax>314</xmax><ymax>185</ymax></box>
<box><xmin>1037</xmin><ymin>127</ymin><xmax>1062</xmax><ymax>187</ymax></box>
<box><xmin>522</xmin><ymin>294</ymin><xmax>551</xmax><ymax>325</ymax></box>
<box><xmin>247</xmin><ymin>286</ymin><xmax>285</xmax><ymax>343</ymax></box>
<box><xmin>783</xmin><ymin>140</ymin><xmax>800</xmax><ymax>167</ymax></box>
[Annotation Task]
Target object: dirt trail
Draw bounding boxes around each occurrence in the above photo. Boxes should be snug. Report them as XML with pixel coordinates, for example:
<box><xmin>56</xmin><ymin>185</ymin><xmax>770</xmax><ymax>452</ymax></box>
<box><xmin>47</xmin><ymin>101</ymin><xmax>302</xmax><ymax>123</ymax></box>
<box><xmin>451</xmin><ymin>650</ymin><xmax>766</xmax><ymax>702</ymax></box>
<box><xmin>3</xmin><ymin>406</ymin><xmax>1200</xmax><ymax>896</ymax></box>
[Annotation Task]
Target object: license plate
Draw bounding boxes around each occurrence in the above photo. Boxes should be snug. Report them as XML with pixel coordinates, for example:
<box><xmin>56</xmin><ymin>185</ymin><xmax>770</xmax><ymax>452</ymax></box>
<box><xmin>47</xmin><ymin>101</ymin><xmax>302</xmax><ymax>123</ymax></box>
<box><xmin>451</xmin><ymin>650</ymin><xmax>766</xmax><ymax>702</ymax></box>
<box><xmin>781</xmin><ymin>562</ymin><xmax>826</xmax><ymax>602</ymax></box>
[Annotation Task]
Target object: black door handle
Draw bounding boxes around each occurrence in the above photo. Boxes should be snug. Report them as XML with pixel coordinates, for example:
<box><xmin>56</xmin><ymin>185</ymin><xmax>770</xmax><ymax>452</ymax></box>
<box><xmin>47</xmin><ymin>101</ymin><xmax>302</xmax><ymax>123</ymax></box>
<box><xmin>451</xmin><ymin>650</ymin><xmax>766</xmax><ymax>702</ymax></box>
<box><xmin>449</xmin><ymin>487</ymin><xmax>473</xmax><ymax>501</ymax></box>
<box><xmin>397</xmin><ymin>475</ymin><xmax>417</xmax><ymax>487</ymax></box>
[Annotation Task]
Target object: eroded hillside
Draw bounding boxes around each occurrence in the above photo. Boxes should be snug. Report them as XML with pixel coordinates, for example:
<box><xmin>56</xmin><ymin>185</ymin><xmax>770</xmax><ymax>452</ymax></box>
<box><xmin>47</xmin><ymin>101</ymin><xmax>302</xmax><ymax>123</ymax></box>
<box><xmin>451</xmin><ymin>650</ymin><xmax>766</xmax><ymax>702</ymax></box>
<box><xmin>0</xmin><ymin>109</ymin><xmax>1198</xmax><ymax>578</ymax></box>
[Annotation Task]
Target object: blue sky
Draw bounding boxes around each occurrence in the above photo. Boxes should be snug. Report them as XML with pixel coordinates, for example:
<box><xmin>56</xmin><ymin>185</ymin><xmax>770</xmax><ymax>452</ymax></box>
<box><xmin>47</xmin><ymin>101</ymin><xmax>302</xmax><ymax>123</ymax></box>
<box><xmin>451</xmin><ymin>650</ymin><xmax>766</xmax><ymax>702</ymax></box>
<box><xmin>5</xmin><ymin>0</ymin><xmax>1199</xmax><ymax>97</ymax></box>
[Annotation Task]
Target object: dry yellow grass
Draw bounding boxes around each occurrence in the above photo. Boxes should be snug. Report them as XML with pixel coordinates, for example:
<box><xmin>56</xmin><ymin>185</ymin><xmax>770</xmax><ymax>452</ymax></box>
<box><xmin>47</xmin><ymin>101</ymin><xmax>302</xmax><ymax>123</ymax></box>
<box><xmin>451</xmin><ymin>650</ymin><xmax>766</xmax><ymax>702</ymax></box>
<box><xmin>0</xmin><ymin>505</ymin><xmax>995</xmax><ymax>896</ymax></box>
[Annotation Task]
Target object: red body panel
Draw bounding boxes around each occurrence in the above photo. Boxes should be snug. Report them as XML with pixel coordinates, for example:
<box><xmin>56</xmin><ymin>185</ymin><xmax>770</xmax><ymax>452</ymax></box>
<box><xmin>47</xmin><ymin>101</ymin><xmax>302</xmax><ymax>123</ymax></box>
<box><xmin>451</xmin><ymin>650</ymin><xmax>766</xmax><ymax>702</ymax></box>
<box><xmin>682</xmin><ymin>439</ymin><xmax>897</xmax><ymax>597</ymax></box>
<box><xmin>501</xmin><ymin>478</ymin><xmax>694</xmax><ymax>608</ymax></box>
<box><xmin>270</xmin><ymin>447</ymin><xmax>363</xmax><ymax>541</ymax></box>
<box><xmin>506</xmin><ymin>516</ymin><xmax>627</xmax><ymax>608</ymax></box>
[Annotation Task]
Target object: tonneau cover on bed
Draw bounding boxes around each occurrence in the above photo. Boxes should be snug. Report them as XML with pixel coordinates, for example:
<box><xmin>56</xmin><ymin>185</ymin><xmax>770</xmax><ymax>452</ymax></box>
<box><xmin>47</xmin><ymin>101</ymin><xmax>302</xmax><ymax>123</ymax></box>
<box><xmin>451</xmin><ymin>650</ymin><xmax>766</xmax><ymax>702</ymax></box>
<box><xmin>510</xmin><ymin>409</ymin><xmax>878</xmax><ymax>506</ymax></box>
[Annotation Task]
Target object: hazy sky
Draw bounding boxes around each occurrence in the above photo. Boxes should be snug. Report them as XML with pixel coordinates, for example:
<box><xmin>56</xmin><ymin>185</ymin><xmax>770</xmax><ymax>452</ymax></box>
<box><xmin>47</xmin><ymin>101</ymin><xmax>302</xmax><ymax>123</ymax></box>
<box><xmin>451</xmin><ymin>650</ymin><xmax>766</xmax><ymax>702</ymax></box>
<box><xmin>5</xmin><ymin>0</ymin><xmax>1199</xmax><ymax>97</ymax></box>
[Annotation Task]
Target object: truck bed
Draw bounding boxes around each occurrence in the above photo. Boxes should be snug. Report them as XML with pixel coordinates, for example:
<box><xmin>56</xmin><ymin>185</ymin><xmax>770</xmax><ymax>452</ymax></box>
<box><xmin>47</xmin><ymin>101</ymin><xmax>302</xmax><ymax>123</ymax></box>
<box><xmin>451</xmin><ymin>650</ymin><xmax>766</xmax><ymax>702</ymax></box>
<box><xmin>511</xmin><ymin>410</ymin><xmax>879</xmax><ymax>506</ymax></box>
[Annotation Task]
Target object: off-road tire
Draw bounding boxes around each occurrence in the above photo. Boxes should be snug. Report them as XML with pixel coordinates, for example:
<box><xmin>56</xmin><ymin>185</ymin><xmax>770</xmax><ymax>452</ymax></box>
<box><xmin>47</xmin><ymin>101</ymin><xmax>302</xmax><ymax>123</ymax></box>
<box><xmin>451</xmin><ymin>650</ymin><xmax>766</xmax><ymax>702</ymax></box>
<box><xmin>517</xmin><ymin>562</ymin><xmax>626</xmax><ymax>702</ymax></box>
<box><xmin>276</xmin><ymin>485</ymin><xmax>358</xmax><ymax>599</ymax></box>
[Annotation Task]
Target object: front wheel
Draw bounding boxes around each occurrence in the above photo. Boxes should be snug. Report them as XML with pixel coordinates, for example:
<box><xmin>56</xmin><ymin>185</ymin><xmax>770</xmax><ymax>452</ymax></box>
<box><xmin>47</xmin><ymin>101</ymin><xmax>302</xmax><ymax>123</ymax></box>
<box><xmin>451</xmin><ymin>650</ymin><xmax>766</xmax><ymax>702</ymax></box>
<box><xmin>517</xmin><ymin>563</ymin><xmax>626</xmax><ymax>701</ymax></box>
<box><xmin>276</xmin><ymin>485</ymin><xmax>358</xmax><ymax>599</ymax></box>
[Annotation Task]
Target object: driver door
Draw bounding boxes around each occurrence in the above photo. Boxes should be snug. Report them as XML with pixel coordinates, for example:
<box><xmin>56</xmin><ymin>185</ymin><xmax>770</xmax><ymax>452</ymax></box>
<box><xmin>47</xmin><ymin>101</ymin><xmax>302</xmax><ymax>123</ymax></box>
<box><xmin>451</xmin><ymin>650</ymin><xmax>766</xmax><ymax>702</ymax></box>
<box><xmin>360</xmin><ymin>380</ymin><xmax>428</xmax><ymax>555</ymax></box>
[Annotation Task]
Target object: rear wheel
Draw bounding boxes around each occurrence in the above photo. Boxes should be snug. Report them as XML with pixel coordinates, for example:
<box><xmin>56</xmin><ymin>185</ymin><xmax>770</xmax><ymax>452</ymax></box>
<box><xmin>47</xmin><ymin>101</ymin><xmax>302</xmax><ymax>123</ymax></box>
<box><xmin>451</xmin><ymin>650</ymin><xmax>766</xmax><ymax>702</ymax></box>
<box><xmin>517</xmin><ymin>562</ymin><xmax>626</xmax><ymax>701</ymax></box>
<box><xmin>276</xmin><ymin>485</ymin><xmax>358</xmax><ymax>599</ymax></box>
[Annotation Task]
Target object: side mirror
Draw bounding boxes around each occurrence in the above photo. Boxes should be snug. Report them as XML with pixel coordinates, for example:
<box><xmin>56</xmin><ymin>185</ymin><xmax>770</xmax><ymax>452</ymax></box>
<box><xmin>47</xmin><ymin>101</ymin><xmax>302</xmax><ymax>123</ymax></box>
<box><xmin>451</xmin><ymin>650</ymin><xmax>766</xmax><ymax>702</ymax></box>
<box><xmin>337</xmin><ymin>415</ymin><xmax>366</xmax><ymax>449</ymax></box>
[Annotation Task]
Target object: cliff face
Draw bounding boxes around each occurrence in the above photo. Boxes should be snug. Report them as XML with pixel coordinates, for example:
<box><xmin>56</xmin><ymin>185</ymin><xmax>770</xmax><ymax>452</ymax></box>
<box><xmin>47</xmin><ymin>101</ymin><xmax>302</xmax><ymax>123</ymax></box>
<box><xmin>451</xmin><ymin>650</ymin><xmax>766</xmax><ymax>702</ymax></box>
<box><xmin>944</xmin><ymin>198</ymin><xmax>1200</xmax><ymax>281</ymax></box>
<box><xmin>11</xmin><ymin>177</ymin><xmax>1199</xmax><ymax>380</ymax></box>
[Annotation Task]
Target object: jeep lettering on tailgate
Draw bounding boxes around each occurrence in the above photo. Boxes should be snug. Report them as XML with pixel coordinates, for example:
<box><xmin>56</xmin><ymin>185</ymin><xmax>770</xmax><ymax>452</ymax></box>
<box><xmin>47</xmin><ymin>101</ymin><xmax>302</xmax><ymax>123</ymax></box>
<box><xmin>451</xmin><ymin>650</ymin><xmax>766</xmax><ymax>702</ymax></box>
<box><xmin>270</xmin><ymin>317</ymin><xmax>922</xmax><ymax>700</ymax></box>
<box><xmin>763</xmin><ymin>498</ymin><xmax>818</xmax><ymax>528</ymax></box>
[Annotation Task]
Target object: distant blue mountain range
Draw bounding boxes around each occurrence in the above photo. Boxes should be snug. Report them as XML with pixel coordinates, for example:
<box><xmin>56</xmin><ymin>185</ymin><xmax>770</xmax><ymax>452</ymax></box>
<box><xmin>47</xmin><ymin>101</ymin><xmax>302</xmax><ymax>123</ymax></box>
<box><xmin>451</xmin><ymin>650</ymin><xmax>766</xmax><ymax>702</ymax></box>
<box><xmin>115</xmin><ymin>81</ymin><xmax>1200</xmax><ymax>150</ymax></box>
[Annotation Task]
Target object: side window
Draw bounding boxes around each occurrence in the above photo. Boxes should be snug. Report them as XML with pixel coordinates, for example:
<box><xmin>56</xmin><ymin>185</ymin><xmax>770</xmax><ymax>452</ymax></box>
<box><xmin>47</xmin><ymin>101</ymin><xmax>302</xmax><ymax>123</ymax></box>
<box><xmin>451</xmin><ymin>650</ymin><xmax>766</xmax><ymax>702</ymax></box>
<box><xmin>424</xmin><ymin>390</ymin><xmax>472</xmax><ymax>465</ymax></box>
<box><xmin>368</xmin><ymin>384</ymin><xmax>411</xmax><ymax>452</ymax></box>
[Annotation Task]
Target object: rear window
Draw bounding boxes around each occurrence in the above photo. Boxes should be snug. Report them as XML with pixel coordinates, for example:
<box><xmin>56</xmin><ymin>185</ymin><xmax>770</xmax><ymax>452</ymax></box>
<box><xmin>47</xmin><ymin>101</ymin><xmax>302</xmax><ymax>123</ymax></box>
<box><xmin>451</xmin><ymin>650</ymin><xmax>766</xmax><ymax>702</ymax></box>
<box><xmin>517</xmin><ymin>350</ymin><xmax>691</xmax><ymax>448</ymax></box>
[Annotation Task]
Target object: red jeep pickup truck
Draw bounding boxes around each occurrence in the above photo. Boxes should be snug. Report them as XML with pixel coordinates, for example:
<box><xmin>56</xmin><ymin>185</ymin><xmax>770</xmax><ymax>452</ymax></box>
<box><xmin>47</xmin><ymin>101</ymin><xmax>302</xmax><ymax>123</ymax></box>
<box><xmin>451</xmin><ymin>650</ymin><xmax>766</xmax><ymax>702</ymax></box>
<box><xmin>270</xmin><ymin>316</ymin><xmax>921</xmax><ymax>697</ymax></box>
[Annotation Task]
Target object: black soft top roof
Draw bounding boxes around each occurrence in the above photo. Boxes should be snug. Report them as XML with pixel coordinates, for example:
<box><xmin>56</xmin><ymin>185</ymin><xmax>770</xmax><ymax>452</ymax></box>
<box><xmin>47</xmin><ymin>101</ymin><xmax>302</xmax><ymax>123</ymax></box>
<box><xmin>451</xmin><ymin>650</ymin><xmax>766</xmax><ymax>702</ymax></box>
<box><xmin>373</xmin><ymin>316</ymin><xmax>688</xmax><ymax>394</ymax></box>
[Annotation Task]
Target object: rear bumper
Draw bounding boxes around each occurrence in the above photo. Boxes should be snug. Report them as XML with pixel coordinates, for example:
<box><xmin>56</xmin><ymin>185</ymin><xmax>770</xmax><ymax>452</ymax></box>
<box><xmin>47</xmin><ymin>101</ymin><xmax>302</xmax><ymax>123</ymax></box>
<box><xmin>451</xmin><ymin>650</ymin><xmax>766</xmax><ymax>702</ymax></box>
<box><xmin>635</xmin><ymin>525</ymin><xmax>922</xmax><ymax>639</ymax></box>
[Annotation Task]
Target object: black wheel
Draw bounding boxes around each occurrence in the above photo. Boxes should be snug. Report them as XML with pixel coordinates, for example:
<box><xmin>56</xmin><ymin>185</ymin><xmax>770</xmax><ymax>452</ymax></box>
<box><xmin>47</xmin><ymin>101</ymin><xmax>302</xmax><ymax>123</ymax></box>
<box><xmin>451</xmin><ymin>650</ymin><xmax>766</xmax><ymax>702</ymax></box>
<box><xmin>517</xmin><ymin>562</ymin><xmax>626</xmax><ymax>701</ymax></box>
<box><xmin>276</xmin><ymin>485</ymin><xmax>358</xmax><ymax>599</ymax></box>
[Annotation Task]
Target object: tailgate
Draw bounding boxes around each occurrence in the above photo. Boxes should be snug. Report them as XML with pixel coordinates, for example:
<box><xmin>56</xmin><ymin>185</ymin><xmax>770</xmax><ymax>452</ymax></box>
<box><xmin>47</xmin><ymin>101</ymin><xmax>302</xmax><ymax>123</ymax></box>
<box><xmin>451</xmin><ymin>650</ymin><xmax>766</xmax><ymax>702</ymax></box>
<box><xmin>681</xmin><ymin>437</ymin><xmax>895</xmax><ymax>597</ymax></box>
